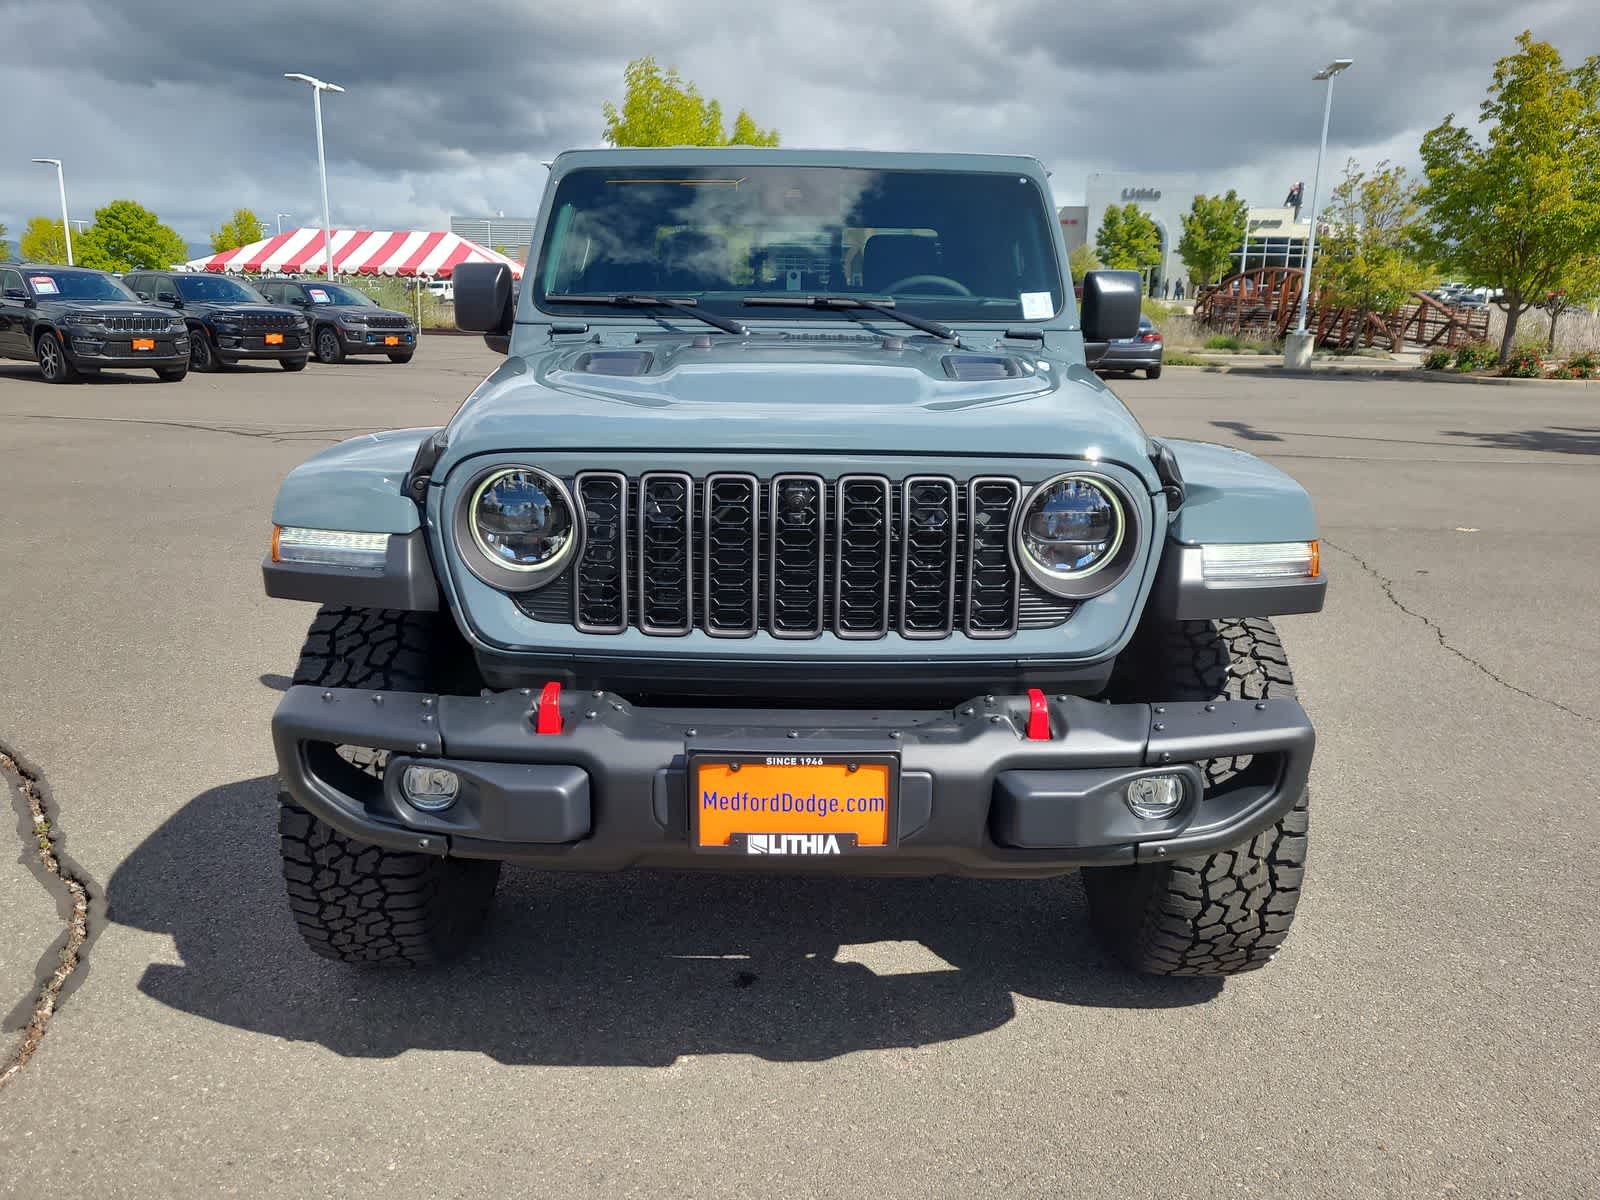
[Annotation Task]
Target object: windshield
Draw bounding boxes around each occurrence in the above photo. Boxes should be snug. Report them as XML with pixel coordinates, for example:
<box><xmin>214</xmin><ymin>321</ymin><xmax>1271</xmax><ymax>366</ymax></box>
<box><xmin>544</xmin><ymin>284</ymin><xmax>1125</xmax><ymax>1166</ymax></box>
<box><xmin>175</xmin><ymin>275</ymin><xmax>266</xmax><ymax>303</ymax></box>
<box><xmin>305</xmin><ymin>284</ymin><xmax>377</xmax><ymax>307</ymax></box>
<box><xmin>26</xmin><ymin>271</ymin><xmax>135</xmax><ymax>302</ymax></box>
<box><xmin>535</xmin><ymin>166</ymin><xmax>1064</xmax><ymax>324</ymax></box>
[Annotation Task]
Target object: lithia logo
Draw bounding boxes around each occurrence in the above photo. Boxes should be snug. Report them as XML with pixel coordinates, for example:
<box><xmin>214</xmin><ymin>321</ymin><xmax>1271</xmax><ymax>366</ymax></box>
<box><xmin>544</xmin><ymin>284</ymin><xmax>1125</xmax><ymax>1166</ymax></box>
<box><xmin>745</xmin><ymin>833</ymin><xmax>842</xmax><ymax>855</ymax></box>
<box><xmin>1121</xmin><ymin>187</ymin><xmax>1162</xmax><ymax>201</ymax></box>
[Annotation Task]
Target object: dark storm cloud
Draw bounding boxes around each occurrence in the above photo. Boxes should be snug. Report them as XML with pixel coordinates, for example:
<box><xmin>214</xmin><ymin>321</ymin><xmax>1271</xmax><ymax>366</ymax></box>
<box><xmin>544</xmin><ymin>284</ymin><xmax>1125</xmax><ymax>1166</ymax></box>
<box><xmin>4</xmin><ymin>0</ymin><xmax>1598</xmax><ymax>246</ymax></box>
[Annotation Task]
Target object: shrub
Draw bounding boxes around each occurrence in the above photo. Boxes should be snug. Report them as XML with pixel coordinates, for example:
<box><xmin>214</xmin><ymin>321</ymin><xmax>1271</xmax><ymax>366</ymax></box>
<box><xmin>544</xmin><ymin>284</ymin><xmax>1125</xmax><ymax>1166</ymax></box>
<box><xmin>1422</xmin><ymin>347</ymin><xmax>1453</xmax><ymax>370</ymax></box>
<box><xmin>1453</xmin><ymin>341</ymin><xmax>1497</xmax><ymax>371</ymax></box>
<box><xmin>1164</xmin><ymin>351</ymin><xmax>1205</xmax><ymax>366</ymax></box>
<box><xmin>1142</xmin><ymin>298</ymin><xmax>1174</xmax><ymax>322</ymax></box>
<box><xmin>1564</xmin><ymin>350</ymin><xmax>1598</xmax><ymax>379</ymax></box>
<box><xmin>1547</xmin><ymin>365</ymin><xmax>1578</xmax><ymax>379</ymax></box>
<box><xmin>1502</xmin><ymin>343</ymin><xmax>1544</xmax><ymax>378</ymax></box>
<box><xmin>1204</xmin><ymin>333</ymin><xmax>1241</xmax><ymax>351</ymax></box>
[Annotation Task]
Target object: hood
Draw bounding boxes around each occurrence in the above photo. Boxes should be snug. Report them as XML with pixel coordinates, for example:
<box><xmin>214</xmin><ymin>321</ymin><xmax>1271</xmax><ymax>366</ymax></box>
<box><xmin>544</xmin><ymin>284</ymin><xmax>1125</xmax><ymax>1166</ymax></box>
<box><xmin>442</xmin><ymin>334</ymin><xmax>1155</xmax><ymax>478</ymax></box>
<box><xmin>49</xmin><ymin>299</ymin><xmax>176</xmax><ymax>320</ymax></box>
<box><xmin>184</xmin><ymin>301</ymin><xmax>306</xmax><ymax>320</ymax></box>
<box><xmin>315</xmin><ymin>303</ymin><xmax>409</xmax><ymax>320</ymax></box>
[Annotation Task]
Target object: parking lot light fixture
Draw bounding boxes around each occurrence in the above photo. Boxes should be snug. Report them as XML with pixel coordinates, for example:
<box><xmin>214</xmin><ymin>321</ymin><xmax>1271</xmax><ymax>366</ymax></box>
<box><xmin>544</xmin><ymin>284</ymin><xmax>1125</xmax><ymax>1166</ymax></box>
<box><xmin>1290</xmin><ymin>58</ymin><xmax>1354</xmax><ymax>352</ymax></box>
<box><xmin>276</xmin><ymin>212</ymin><xmax>293</xmax><ymax>237</ymax></box>
<box><xmin>283</xmin><ymin>73</ymin><xmax>345</xmax><ymax>280</ymax></box>
<box><xmin>31</xmin><ymin>157</ymin><xmax>72</xmax><ymax>265</ymax></box>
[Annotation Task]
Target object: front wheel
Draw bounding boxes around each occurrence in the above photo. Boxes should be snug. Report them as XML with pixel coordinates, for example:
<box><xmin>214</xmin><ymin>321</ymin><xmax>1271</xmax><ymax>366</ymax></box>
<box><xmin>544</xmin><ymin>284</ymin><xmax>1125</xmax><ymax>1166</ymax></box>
<box><xmin>278</xmin><ymin>606</ymin><xmax>499</xmax><ymax>966</ymax></box>
<box><xmin>314</xmin><ymin>327</ymin><xmax>344</xmax><ymax>364</ymax></box>
<box><xmin>387</xmin><ymin>351</ymin><xmax>414</xmax><ymax>364</ymax></box>
<box><xmin>280</xmin><ymin>357</ymin><xmax>308</xmax><ymax>371</ymax></box>
<box><xmin>155</xmin><ymin>366</ymin><xmax>188</xmax><ymax>382</ymax></box>
<box><xmin>189</xmin><ymin>327</ymin><xmax>220</xmax><ymax>372</ymax></box>
<box><xmin>36</xmin><ymin>332</ymin><xmax>80</xmax><ymax>383</ymax></box>
<box><xmin>1082</xmin><ymin>617</ymin><xmax>1309</xmax><ymax>976</ymax></box>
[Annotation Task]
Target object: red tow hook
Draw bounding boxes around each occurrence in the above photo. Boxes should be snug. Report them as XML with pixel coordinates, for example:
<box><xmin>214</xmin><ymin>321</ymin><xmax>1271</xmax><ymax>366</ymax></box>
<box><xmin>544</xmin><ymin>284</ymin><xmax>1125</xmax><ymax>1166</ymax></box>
<box><xmin>534</xmin><ymin>681</ymin><xmax>564</xmax><ymax>734</ymax></box>
<box><xmin>1026</xmin><ymin>688</ymin><xmax>1052</xmax><ymax>741</ymax></box>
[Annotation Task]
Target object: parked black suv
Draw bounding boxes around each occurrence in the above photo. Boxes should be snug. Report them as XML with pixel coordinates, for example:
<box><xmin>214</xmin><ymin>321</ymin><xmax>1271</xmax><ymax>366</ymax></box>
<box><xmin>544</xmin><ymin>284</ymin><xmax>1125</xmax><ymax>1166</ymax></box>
<box><xmin>255</xmin><ymin>279</ymin><xmax>417</xmax><ymax>364</ymax></box>
<box><xmin>0</xmin><ymin>264</ymin><xmax>189</xmax><ymax>383</ymax></box>
<box><xmin>123</xmin><ymin>271</ymin><xmax>310</xmax><ymax>372</ymax></box>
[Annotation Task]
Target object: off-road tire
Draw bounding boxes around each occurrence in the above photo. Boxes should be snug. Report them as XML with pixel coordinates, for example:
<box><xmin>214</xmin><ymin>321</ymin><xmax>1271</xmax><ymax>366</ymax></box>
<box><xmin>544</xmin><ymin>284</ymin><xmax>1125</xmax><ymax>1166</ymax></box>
<box><xmin>278</xmin><ymin>606</ymin><xmax>500</xmax><ymax>966</ymax></box>
<box><xmin>1082</xmin><ymin>617</ymin><xmax>1309</xmax><ymax>976</ymax></box>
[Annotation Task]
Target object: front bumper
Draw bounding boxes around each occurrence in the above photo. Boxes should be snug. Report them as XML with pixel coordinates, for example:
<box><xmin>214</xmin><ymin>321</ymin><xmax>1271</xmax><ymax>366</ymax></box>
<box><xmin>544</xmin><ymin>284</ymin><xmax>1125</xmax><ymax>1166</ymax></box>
<box><xmin>338</xmin><ymin>326</ymin><xmax>416</xmax><ymax>351</ymax></box>
<box><xmin>214</xmin><ymin>331</ymin><xmax>308</xmax><ymax>359</ymax></box>
<box><xmin>273</xmin><ymin>686</ymin><xmax>1313</xmax><ymax>877</ymax></box>
<box><xmin>66</xmin><ymin>334</ymin><xmax>188</xmax><ymax>368</ymax></box>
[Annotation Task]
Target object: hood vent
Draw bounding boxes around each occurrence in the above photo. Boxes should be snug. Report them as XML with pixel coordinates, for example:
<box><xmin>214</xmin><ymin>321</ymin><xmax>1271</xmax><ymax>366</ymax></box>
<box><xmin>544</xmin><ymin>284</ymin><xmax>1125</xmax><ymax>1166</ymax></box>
<box><xmin>943</xmin><ymin>355</ymin><xmax>1022</xmax><ymax>381</ymax></box>
<box><xmin>574</xmin><ymin>350</ymin><xmax>654</xmax><ymax>377</ymax></box>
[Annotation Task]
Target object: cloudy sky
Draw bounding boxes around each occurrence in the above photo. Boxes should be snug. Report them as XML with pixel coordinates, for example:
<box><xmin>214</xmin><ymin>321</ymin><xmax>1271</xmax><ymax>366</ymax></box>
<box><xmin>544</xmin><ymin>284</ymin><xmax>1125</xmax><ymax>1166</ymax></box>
<box><xmin>3</xmin><ymin>0</ymin><xmax>1596</xmax><ymax>250</ymax></box>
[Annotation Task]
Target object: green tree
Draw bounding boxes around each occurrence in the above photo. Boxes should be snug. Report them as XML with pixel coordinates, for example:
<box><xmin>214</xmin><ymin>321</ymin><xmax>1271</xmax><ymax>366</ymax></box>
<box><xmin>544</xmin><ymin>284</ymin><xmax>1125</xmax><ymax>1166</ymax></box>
<box><xmin>1094</xmin><ymin>203</ymin><xmax>1161</xmax><ymax>273</ymax></box>
<box><xmin>602</xmin><ymin>55</ymin><xmax>779</xmax><ymax>147</ymax></box>
<box><xmin>1177</xmin><ymin>191</ymin><xmax>1247</xmax><ymax>286</ymax></box>
<box><xmin>0</xmin><ymin>222</ymin><xmax>9</xmax><ymax>260</ymax></box>
<box><xmin>1539</xmin><ymin>255</ymin><xmax>1600</xmax><ymax>353</ymax></box>
<box><xmin>1315</xmin><ymin>159</ymin><xmax>1430</xmax><ymax>346</ymax></box>
<box><xmin>210</xmin><ymin>208</ymin><xmax>265</xmax><ymax>253</ymax></box>
<box><xmin>76</xmin><ymin>200</ymin><xmax>188</xmax><ymax>272</ymax></box>
<box><xmin>19</xmin><ymin>216</ymin><xmax>72</xmax><ymax>264</ymax></box>
<box><xmin>1417</xmin><ymin>32</ymin><xmax>1600</xmax><ymax>362</ymax></box>
<box><xmin>1067</xmin><ymin>242</ymin><xmax>1101</xmax><ymax>281</ymax></box>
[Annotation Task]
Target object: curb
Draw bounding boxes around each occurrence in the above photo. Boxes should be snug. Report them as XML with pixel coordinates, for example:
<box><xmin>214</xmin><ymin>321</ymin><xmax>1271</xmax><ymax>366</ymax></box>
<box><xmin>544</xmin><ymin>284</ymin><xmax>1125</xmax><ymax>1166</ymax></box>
<box><xmin>1168</xmin><ymin>363</ymin><xmax>1596</xmax><ymax>388</ymax></box>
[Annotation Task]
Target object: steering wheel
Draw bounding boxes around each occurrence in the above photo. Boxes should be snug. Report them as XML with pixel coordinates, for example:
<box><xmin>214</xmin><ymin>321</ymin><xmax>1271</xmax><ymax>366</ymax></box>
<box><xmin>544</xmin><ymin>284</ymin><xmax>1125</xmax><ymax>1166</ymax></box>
<box><xmin>883</xmin><ymin>274</ymin><xmax>972</xmax><ymax>297</ymax></box>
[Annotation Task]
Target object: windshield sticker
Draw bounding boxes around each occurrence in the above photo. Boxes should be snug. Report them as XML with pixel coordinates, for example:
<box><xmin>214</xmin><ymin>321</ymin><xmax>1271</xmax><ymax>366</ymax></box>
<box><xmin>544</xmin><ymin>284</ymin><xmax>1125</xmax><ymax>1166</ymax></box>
<box><xmin>308</xmin><ymin>288</ymin><xmax>331</xmax><ymax>304</ymax></box>
<box><xmin>1020</xmin><ymin>292</ymin><xmax>1053</xmax><ymax>320</ymax></box>
<box><xmin>30</xmin><ymin>276</ymin><xmax>60</xmax><ymax>295</ymax></box>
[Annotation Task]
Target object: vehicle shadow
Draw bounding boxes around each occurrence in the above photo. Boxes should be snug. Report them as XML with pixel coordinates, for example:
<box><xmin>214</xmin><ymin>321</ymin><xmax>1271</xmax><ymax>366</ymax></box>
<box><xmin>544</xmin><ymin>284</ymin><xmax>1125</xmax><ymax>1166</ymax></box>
<box><xmin>0</xmin><ymin>364</ymin><xmax>165</xmax><ymax>386</ymax></box>
<box><xmin>106</xmin><ymin>776</ymin><xmax>1220</xmax><ymax>1065</ymax></box>
<box><xmin>1442</xmin><ymin>426</ymin><xmax>1600</xmax><ymax>456</ymax></box>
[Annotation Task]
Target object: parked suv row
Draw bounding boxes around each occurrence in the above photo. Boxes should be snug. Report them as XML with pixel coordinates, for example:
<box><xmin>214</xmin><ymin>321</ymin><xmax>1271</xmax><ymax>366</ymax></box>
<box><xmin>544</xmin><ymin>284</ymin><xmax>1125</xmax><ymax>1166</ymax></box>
<box><xmin>0</xmin><ymin>264</ymin><xmax>419</xmax><ymax>384</ymax></box>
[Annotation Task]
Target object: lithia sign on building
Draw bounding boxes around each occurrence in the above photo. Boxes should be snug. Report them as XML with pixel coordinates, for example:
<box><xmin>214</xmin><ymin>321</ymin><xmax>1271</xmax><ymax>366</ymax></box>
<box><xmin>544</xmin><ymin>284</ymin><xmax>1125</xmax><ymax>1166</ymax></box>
<box><xmin>1121</xmin><ymin>187</ymin><xmax>1162</xmax><ymax>201</ymax></box>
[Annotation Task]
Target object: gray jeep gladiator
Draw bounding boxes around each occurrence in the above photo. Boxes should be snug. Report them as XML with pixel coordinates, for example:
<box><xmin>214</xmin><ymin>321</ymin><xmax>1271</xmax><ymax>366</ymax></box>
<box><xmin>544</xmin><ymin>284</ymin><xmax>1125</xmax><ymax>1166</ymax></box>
<box><xmin>264</xmin><ymin>148</ymin><xmax>1324</xmax><ymax>976</ymax></box>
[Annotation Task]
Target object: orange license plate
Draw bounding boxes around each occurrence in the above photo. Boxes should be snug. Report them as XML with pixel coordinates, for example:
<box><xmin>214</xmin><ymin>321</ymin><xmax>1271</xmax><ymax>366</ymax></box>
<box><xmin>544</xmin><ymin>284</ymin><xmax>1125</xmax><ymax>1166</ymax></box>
<box><xmin>265</xmin><ymin>332</ymin><xmax>284</xmax><ymax>345</ymax></box>
<box><xmin>131</xmin><ymin>338</ymin><xmax>155</xmax><ymax>351</ymax></box>
<box><xmin>693</xmin><ymin>755</ymin><xmax>894</xmax><ymax>852</ymax></box>
<box><xmin>384</xmin><ymin>335</ymin><xmax>400</xmax><ymax>346</ymax></box>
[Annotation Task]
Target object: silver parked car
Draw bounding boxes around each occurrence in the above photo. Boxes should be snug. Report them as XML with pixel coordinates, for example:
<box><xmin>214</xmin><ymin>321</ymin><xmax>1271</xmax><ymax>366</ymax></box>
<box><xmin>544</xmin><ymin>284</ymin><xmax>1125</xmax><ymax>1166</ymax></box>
<box><xmin>1094</xmin><ymin>314</ymin><xmax>1163</xmax><ymax>379</ymax></box>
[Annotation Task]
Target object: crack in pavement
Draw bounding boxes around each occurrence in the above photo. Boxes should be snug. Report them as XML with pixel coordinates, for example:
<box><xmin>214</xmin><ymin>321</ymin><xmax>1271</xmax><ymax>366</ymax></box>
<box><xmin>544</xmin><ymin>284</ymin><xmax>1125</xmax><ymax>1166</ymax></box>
<box><xmin>1</xmin><ymin>742</ymin><xmax>96</xmax><ymax>1090</ymax></box>
<box><xmin>1323</xmin><ymin>539</ymin><xmax>1595</xmax><ymax>724</ymax></box>
<box><xmin>19</xmin><ymin>413</ymin><xmax>377</xmax><ymax>445</ymax></box>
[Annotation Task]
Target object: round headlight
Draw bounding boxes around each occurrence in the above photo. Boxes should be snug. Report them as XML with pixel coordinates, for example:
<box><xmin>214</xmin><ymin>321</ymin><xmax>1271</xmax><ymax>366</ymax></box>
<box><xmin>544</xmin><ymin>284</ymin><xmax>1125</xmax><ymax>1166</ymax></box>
<box><xmin>1016</xmin><ymin>473</ymin><xmax>1133</xmax><ymax>598</ymax></box>
<box><xmin>468</xmin><ymin>468</ymin><xmax>575</xmax><ymax>575</ymax></box>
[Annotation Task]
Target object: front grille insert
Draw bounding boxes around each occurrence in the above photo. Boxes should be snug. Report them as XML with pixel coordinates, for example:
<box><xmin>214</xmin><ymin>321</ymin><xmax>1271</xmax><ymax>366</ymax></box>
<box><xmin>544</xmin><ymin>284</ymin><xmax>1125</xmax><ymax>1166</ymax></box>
<box><xmin>543</xmin><ymin>471</ymin><xmax>1077</xmax><ymax>640</ymax></box>
<box><xmin>637</xmin><ymin>472</ymin><xmax>693</xmax><ymax>635</ymax></box>
<box><xmin>899</xmin><ymin>477</ymin><xmax>958</xmax><ymax>638</ymax></box>
<box><xmin>703</xmin><ymin>473</ymin><xmax>759</xmax><ymax>636</ymax></box>
<box><xmin>769</xmin><ymin>475</ymin><xmax>826</xmax><ymax>638</ymax></box>
<box><xmin>102</xmin><ymin>315</ymin><xmax>172</xmax><ymax>334</ymax></box>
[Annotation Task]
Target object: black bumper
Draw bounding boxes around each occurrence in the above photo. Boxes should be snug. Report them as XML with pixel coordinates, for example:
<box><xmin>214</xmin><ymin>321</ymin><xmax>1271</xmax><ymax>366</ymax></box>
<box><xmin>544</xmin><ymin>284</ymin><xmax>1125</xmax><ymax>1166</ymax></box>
<box><xmin>67</xmin><ymin>337</ymin><xmax>188</xmax><ymax>369</ymax></box>
<box><xmin>272</xmin><ymin>686</ymin><xmax>1314</xmax><ymax>878</ymax></box>
<box><xmin>214</xmin><ymin>332</ymin><xmax>308</xmax><ymax>360</ymax></box>
<box><xmin>338</xmin><ymin>328</ymin><xmax>416</xmax><ymax>351</ymax></box>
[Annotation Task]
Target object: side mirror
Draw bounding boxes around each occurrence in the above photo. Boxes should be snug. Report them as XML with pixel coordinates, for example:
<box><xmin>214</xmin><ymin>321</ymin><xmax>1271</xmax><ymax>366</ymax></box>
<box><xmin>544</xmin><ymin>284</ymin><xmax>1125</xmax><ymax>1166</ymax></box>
<box><xmin>158</xmin><ymin>292</ymin><xmax>180</xmax><ymax>306</ymax></box>
<box><xmin>3</xmin><ymin>288</ymin><xmax>26</xmax><ymax>302</ymax></box>
<box><xmin>288</xmin><ymin>295</ymin><xmax>309</xmax><ymax>307</ymax></box>
<box><xmin>135</xmin><ymin>290</ymin><xmax>152</xmax><ymax>301</ymax></box>
<box><xmin>453</xmin><ymin>262</ymin><xmax>515</xmax><ymax>350</ymax></box>
<box><xmin>1079</xmin><ymin>270</ymin><xmax>1142</xmax><ymax>345</ymax></box>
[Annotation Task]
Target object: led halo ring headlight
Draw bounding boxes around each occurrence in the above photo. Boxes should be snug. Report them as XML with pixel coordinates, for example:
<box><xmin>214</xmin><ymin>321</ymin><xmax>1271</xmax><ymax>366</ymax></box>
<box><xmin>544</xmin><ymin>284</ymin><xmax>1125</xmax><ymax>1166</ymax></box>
<box><xmin>456</xmin><ymin>465</ymin><xmax>581</xmax><ymax>593</ymax></box>
<box><xmin>1015</xmin><ymin>471</ymin><xmax>1140</xmax><ymax>600</ymax></box>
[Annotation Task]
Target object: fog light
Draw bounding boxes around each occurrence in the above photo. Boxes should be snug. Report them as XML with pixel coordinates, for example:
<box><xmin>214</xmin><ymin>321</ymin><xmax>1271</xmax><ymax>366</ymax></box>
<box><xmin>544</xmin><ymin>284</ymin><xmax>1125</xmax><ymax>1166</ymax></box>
<box><xmin>1125</xmin><ymin>774</ymin><xmax>1184</xmax><ymax>820</ymax></box>
<box><xmin>402</xmin><ymin>765</ymin><xmax>460</xmax><ymax>811</ymax></box>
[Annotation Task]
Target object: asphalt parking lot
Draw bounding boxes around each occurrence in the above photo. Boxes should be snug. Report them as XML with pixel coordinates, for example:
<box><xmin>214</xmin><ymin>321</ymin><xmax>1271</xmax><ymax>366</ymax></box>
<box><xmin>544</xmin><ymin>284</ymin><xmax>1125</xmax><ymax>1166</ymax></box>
<box><xmin>2</xmin><ymin>339</ymin><xmax>1597</xmax><ymax>1198</ymax></box>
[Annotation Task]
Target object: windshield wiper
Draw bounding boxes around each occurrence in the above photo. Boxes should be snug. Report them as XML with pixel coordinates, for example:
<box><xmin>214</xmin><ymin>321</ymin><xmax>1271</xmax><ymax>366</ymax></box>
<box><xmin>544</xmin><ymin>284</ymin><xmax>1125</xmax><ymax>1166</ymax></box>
<box><xmin>547</xmin><ymin>293</ymin><xmax>746</xmax><ymax>336</ymax></box>
<box><xmin>742</xmin><ymin>294</ymin><xmax>957</xmax><ymax>342</ymax></box>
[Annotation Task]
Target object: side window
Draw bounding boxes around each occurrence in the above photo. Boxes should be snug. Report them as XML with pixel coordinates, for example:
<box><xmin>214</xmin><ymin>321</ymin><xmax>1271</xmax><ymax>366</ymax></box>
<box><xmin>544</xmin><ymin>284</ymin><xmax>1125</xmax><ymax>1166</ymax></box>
<box><xmin>3</xmin><ymin>268</ymin><xmax>27</xmax><ymax>297</ymax></box>
<box><xmin>257</xmin><ymin>283</ymin><xmax>277</xmax><ymax>301</ymax></box>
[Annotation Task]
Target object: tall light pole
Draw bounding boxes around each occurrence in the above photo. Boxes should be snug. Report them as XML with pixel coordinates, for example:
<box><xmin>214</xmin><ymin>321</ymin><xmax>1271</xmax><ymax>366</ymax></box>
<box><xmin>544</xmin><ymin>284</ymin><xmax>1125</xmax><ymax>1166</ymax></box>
<box><xmin>31</xmin><ymin>158</ymin><xmax>72</xmax><ymax>265</ymax></box>
<box><xmin>1288</xmin><ymin>58</ymin><xmax>1354</xmax><ymax>366</ymax></box>
<box><xmin>283</xmin><ymin>73</ymin><xmax>344</xmax><ymax>280</ymax></box>
<box><xmin>276</xmin><ymin>212</ymin><xmax>293</xmax><ymax>237</ymax></box>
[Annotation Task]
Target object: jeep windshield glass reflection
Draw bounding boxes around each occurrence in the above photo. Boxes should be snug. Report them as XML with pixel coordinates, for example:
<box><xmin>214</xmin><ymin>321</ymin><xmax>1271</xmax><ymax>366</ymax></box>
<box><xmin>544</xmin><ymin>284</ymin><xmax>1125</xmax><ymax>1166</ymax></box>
<box><xmin>174</xmin><ymin>275</ymin><xmax>267</xmax><ymax>303</ymax></box>
<box><xmin>534</xmin><ymin>166</ymin><xmax>1063</xmax><ymax>323</ymax></box>
<box><xmin>27</xmin><ymin>270</ymin><xmax>135</xmax><ymax>301</ymax></box>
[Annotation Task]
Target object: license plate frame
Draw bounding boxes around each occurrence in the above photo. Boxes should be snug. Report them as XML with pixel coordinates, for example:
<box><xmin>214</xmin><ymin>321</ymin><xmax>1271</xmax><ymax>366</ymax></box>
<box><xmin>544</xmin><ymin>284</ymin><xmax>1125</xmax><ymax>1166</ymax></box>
<box><xmin>689</xmin><ymin>751</ymin><xmax>899</xmax><ymax>855</ymax></box>
<box><xmin>264</xmin><ymin>332</ymin><xmax>284</xmax><ymax>346</ymax></box>
<box><xmin>131</xmin><ymin>337</ymin><xmax>155</xmax><ymax>352</ymax></box>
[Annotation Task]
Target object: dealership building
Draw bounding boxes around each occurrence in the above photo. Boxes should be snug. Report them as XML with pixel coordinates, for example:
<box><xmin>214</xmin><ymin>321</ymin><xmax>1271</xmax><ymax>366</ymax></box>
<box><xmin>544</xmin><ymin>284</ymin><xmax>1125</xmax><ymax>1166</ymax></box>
<box><xmin>1058</xmin><ymin>172</ymin><xmax>1311</xmax><ymax>292</ymax></box>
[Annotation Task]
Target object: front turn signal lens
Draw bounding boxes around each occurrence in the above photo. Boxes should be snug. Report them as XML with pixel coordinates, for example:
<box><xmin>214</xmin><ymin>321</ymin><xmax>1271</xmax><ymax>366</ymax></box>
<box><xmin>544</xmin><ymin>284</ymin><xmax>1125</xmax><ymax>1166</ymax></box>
<box><xmin>1201</xmin><ymin>541</ymin><xmax>1320</xmax><ymax>584</ymax></box>
<box><xmin>272</xmin><ymin>525</ymin><xmax>390</xmax><ymax>569</ymax></box>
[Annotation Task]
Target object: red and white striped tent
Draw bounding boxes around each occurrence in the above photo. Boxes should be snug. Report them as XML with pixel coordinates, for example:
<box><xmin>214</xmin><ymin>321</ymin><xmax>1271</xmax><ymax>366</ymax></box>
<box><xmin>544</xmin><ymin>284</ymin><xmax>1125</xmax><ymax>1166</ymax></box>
<box><xmin>187</xmin><ymin>227</ymin><xmax>522</xmax><ymax>279</ymax></box>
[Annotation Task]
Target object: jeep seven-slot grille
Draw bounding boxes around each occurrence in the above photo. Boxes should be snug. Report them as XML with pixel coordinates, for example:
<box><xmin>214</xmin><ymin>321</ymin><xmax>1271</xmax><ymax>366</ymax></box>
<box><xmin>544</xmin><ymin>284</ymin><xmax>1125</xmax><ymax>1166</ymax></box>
<box><xmin>523</xmin><ymin>472</ymin><xmax>1077</xmax><ymax>639</ymax></box>
<box><xmin>101</xmin><ymin>315</ymin><xmax>173</xmax><ymax>334</ymax></box>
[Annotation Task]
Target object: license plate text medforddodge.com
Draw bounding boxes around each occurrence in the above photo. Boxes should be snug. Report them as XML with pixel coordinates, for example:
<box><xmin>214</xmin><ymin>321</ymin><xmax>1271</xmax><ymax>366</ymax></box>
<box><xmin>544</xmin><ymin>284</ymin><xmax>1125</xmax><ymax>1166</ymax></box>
<box><xmin>695</xmin><ymin>759</ymin><xmax>892</xmax><ymax>848</ymax></box>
